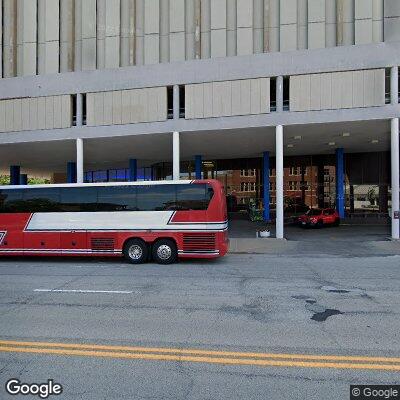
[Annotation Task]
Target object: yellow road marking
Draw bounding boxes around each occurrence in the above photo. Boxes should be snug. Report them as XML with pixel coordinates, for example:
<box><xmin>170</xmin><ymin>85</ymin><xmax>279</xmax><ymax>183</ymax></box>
<box><xmin>0</xmin><ymin>345</ymin><xmax>399</xmax><ymax>371</ymax></box>
<box><xmin>0</xmin><ymin>339</ymin><xmax>399</xmax><ymax>364</ymax></box>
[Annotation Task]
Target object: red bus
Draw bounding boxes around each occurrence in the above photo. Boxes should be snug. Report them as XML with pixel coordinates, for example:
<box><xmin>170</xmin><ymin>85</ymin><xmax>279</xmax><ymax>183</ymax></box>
<box><xmin>0</xmin><ymin>179</ymin><xmax>228</xmax><ymax>264</ymax></box>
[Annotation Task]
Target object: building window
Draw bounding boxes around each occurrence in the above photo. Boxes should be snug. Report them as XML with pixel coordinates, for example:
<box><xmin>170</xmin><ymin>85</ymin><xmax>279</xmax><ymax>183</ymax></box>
<box><xmin>167</xmin><ymin>86</ymin><xmax>173</xmax><ymax>119</ymax></box>
<box><xmin>82</xmin><ymin>94</ymin><xmax>87</xmax><ymax>125</ymax></box>
<box><xmin>283</xmin><ymin>76</ymin><xmax>290</xmax><ymax>111</ymax></box>
<box><xmin>289</xmin><ymin>167</ymin><xmax>301</xmax><ymax>176</ymax></box>
<box><xmin>240</xmin><ymin>169</ymin><xmax>256</xmax><ymax>177</ymax></box>
<box><xmin>288</xmin><ymin>181</ymin><xmax>298</xmax><ymax>191</ymax></box>
<box><xmin>269</xmin><ymin>182</ymin><xmax>275</xmax><ymax>191</ymax></box>
<box><xmin>240</xmin><ymin>182</ymin><xmax>256</xmax><ymax>192</ymax></box>
<box><xmin>385</xmin><ymin>68</ymin><xmax>391</xmax><ymax>104</ymax></box>
<box><xmin>179</xmin><ymin>85</ymin><xmax>185</xmax><ymax>118</ymax></box>
<box><xmin>270</xmin><ymin>77</ymin><xmax>276</xmax><ymax>111</ymax></box>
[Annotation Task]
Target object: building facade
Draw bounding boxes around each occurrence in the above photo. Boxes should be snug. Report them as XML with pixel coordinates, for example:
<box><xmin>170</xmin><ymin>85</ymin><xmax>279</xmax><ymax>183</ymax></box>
<box><xmin>0</xmin><ymin>0</ymin><xmax>399</xmax><ymax>239</ymax></box>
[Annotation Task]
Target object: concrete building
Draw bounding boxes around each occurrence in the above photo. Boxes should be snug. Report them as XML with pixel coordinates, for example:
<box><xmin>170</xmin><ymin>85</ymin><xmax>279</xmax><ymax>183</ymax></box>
<box><xmin>0</xmin><ymin>0</ymin><xmax>399</xmax><ymax>239</ymax></box>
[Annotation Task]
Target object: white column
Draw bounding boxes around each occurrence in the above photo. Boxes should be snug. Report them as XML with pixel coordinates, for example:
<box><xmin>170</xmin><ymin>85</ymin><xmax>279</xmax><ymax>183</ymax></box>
<box><xmin>76</xmin><ymin>93</ymin><xmax>83</xmax><ymax>126</ymax></box>
<box><xmin>276</xmin><ymin>75</ymin><xmax>283</xmax><ymax>112</ymax></box>
<box><xmin>76</xmin><ymin>138</ymin><xmax>84</xmax><ymax>183</ymax></box>
<box><xmin>120</xmin><ymin>0</ymin><xmax>130</xmax><ymax>66</ymax></box>
<box><xmin>391</xmin><ymin>118</ymin><xmax>400</xmax><ymax>239</ymax></box>
<box><xmin>200</xmin><ymin>0</ymin><xmax>211</xmax><ymax>59</ymax></box>
<box><xmin>173</xmin><ymin>131</ymin><xmax>180</xmax><ymax>180</ymax></box>
<box><xmin>173</xmin><ymin>85</ymin><xmax>180</xmax><ymax>120</ymax></box>
<box><xmin>135</xmin><ymin>0</ymin><xmax>144</xmax><ymax>65</ymax></box>
<box><xmin>391</xmin><ymin>66</ymin><xmax>399</xmax><ymax>105</ymax></box>
<box><xmin>275</xmin><ymin>125</ymin><xmax>284</xmax><ymax>239</ymax></box>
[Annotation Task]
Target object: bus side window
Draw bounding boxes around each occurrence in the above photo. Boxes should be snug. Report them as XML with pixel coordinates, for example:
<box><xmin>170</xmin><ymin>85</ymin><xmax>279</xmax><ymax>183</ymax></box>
<box><xmin>136</xmin><ymin>185</ymin><xmax>177</xmax><ymax>211</ymax></box>
<box><xmin>60</xmin><ymin>187</ymin><xmax>97</xmax><ymax>212</ymax></box>
<box><xmin>97</xmin><ymin>186</ymin><xmax>137</xmax><ymax>211</ymax></box>
<box><xmin>176</xmin><ymin>184</ymin><xmax>210</xmax><ymax>211</ymax></box>
<box><xmin>0</xmin><ymin>190</ymin><xmax>23</xmax><ymax>213</ymax></box>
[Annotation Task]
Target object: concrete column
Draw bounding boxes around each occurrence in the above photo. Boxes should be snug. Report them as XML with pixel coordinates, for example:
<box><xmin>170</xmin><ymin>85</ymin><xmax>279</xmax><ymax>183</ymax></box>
<box><xmin>195</xmin><ymin>155</ymin><xmax>202</xmax><ymax>179</ymax></box>
<box><xmin>120</xmin><ymin>0</ymin><xmax>131</xmax><ymax>67</ymax></box>
<box><xmin>173</xmin><ymin>85</ymin><xmax>180</xmax><ymax>120</ymax></box>
<box><xmin>391</xmin><ymin>118</ymin><xmax>400</xmax><ymax>239</ymax></box>
<box><xmin>253</xmin><ymin>0</ymin><xmax>264</xmax><ymax>53</ymax></box>
<box><xmin>337</xmin><ymin>0</ymin><xmax>354</xmax><ymax>46</ymax></box>
<box><xmin>372</xmin><ymin>0</ymin><xmax>383</xmax><ymax>43</ymax></box>
<box><xmin>276</xmin><ymin>75</ymin><xmax>283</xmax><ymax>112</ymax></box>
<box><xmin>275</xmin><ymin>126</ymin><xmax>284</xmax><ymax>238</ymax></box>
<box><xmin>263</xmin><ymin>151</ymin><xmax>270</xmax><ymax>221</ymax></box>
<box><xmin>326</xmin><ymin>0</ymin><xmax>337</xmax><ymax>47</ymax></box>
<box><xmin>3</xmin><ymin>0</ymin><xmax>17</xmax><ymax>77</ymax></box>
<box><xmin>76</xmin><ymin>93</ymin><xmax>83</xmax><ymax>126</ymax></box>
<box><xmin>129</xmin><ymin>158</ymin><xmax>137</xmax><ymax>181</ymax></box>
<box><xmin>60</xmin><ymin>0</ymin><xmax>74</xmax><ymax>72</ymax></box>
<box><xmin>335</xmin><ymin>148</ymin><xmax>345</xmax><ymax>218</ymax></box>
<box><xmin>226</xmin><ymin>0</ymin><xmax>237</xmax><ymax>56</ymax></box>
<box><xmin>200</xmin><ymin>0</ymin><xmax>211</xmax><ymax>59</ymax></box>
<box><xmin>67</xmin><ymin>161</ymin><xmax>77</xmax><ymax>183</ymax></box>
<box><xmin>194</xmin><ymin>0</ymin><xmax>201</xmax><ymax>59</ymax></box>
<box><xmin>160</xmin><ymin>0</ymin><xmax>170</xmax><ymax>63</ymax></box>
<box><xmin>74</xmin><ymin>0</ymin><xmax>82</xmax><ymax>70</ymax></box>
<box><xmin>185</xmin><ymin>0</ymin><xmax>195</xmax><ymax>59</ymax></box>
<box><xmin>135</xmin><ymin>0</ymin><xmax>144</xmax><ymax>65</ymax></box>
<box><xmin>10</xmin><ymin>166</ymin><xmax>21</xmax><ymax>185</ymax></box>
<box><xmin>96</xmin><ymin>0</ymin><xmax>106</xmax><ymax>69</ymax></box>
<box><xmin>297</xmin><ymin>0</ymin><xmax>307</xmax><ymax>49</ymax></box>
<box><xmin>19</xmin><ymin>174</ymin><xmax>28</xmax><ymax>185</ymax></box>
<box><xmin>391</xmin><ymin>66</ymin><xmax>399</xmax><ymax>105</ymax></box>
<box><xmin>76</xmin><ymin>138</ymin><xmax>84</xmax><ymax>183</ymax></box>
<box><xmin>173</xmin><ymin>132</ymin><xmax>180</xmax><ymax>180</ymax></box>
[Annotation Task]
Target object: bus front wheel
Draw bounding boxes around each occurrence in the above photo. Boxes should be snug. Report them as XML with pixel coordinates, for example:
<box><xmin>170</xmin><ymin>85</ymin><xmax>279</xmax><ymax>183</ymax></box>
<box><xmin>124</xmin><ymin>239</ymin><xmax>148</xmax><ymax>264</ymax></box>
<box><xmin>152</xmin><ymin>239</ymin><xmax>178</xmax><ymax>264</ymax></box>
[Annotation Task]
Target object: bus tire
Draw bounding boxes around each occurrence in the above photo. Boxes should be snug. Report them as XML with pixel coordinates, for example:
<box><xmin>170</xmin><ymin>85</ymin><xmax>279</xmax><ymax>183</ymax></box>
<box><xmin>152</xmin><ymin>239</ymin><xmax>178</xmax><ymax>264</ymax></box>
<box><xmin>123</xmin><ymin>239</ymin><xmax>148</xmax><ymax>264</ymax></box>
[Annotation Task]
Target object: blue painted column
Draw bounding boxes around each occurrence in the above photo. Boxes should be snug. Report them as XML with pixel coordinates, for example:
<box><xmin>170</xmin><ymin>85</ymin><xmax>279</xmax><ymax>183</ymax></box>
<box><xmin>195</xmin><ymin>155</ymin><xmax>202</xmax><ymax>179</ymax></box>
<box><xmin>129</xmin><ymin>159</ymin><xmax>138</xmax><ymax>181</ymax></box>
<box><xmin>263</xmin><ymin>151</ymin><xmax>270</xmax><ymax>221</ymax></box>
<box><xmin>67</xmin><ymin>162</ymin><xmax>77</xmax><ymax>183</ymax></box>
<box><xmin>19</xmin><ymin>174</ymin><xmax>28</xmax><ymax>185</ymax></box>
<box><xmin>10</xmin><ymin>166</ymin><xmax>20</xmax><ymax>185</ymax></box>
<box><xmin>335</xmin><ymin>148</ymin><xmax>345</xmax><ymax>218</ymax></box>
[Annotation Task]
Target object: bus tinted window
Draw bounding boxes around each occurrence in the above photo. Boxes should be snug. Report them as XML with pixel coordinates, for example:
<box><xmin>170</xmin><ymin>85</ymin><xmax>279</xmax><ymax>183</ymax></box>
<box><xmin>176</xmin><ymin>184</ymin><xmax>210</xmax><ymax>210</ymax></box>
<box><xmin>0</xmin><ymin>190</ymin><xmax>23</xmax><ymax>213</ymax></box>
<box><xmin>23</xmin><ymin>188</ymin><xmax>61</xmax><ymax>212</ymax></box>
<box><xmin>97</xmin><ymin>186</ymin><xmax>137</xmax><ymax>211</ymax></box>
<box><xmin>60</xmin><ymin>187</ymin><xmax>98</xmax><ymax>212</ymax></box>
<box><xmin>136</xmin><ymin>185</ymin><xmax>177</xmax><ymax>211</ymax></box>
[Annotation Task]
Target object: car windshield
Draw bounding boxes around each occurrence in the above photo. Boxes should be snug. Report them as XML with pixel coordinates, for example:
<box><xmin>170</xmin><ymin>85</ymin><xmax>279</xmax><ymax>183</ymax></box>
<box><xmin>306</xmin><ymin>209</ymin><xmax>322</xmax><ymax>216</ymax></box>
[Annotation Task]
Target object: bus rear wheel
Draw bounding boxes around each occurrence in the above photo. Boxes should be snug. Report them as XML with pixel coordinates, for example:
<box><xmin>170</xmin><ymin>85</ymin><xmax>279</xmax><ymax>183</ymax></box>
<box><xmin>124</xmin><ymin>239</ymin><xmax>148</xmax><ymax>264</ymax></box>
<box><xmin>152</xmin><ymin>239</ymin><xmax>178</xmax><ymax>264</ymax></box>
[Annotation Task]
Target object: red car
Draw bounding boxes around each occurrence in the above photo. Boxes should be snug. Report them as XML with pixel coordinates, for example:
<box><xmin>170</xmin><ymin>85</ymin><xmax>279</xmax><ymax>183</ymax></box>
<box><xmin>298</xmin><ymin>208</ymin><xmax>340</xmax><ymax>228</ymax></box>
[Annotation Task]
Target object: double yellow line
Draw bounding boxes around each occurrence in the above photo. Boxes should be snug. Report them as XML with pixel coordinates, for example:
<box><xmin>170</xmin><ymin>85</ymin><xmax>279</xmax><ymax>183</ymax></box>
<box><xmin>0</xmin><ymin>339</ymin><xmax>399</xmax><ymax>371</ymax></box>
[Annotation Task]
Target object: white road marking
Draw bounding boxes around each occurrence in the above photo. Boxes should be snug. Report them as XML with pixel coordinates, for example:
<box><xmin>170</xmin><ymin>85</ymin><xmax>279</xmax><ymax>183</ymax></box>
<box><xmin>34</xmin><ymin>289</ymin><xmax>133</xmax><ymax>294</ymax></box>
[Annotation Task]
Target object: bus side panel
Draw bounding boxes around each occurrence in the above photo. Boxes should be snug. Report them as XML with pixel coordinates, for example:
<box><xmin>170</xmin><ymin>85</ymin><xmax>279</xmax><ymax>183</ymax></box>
<box><xmin>0</xmin><ymin>213</ymin><xmax>28</xmax><ymax>256</ymax></box>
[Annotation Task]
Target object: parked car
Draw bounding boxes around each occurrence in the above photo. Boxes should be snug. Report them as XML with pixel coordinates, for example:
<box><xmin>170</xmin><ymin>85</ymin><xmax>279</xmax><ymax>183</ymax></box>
<box><xmin>297</xmin><ymin>208</ymin><xmax>340</xmax><ymax>228</ymax></box>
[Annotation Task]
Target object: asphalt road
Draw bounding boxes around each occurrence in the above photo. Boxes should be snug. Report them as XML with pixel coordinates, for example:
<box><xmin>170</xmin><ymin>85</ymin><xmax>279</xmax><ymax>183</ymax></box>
<box><xmin>0</xmin><ymin>252</ymin><xmax>399</xmax><ymax>399</ymax></box>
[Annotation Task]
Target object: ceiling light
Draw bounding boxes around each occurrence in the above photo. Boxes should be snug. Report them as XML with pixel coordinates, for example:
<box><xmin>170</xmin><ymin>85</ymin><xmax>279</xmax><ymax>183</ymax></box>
<box><xmin>371</xmin><ymin>139</ymin><xmax>379</xmax><ymax>144</ymax></box>
<box><xmin>342</xmin><ymin>132</ymin><xmax>350</xmax><ymax>137</ymax></box>
<box><xmin>287</xmin><ymin>144</ymin><xmax>294</xmax><ymax>148</ymax></box>
<box><xmin>328</xmin><ymin>142</ymin><xmax>336</xmax><ymax>146</ymax></box>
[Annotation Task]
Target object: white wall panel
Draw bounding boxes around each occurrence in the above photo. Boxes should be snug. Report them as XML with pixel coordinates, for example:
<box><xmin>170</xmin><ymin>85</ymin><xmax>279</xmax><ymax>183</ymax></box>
<box><xmin>5</xmin><ymin>100</ymin><xmax>14</xmax><ymax>131</ymax></box>
<box><xmin>352</xmin><ymin>70</ymin><xmax>364</xmax><ymax>108</ymax></box>
<box><xmin>29</xmin><ymin>98</ymin><xmax>38</xmax><ymax>131</ymax></box>
<box><xmin>203</xmin><ymin>82</ymin><xmax>213</xmax><ymax>118</ymax></box>
<box><xmin>37</xmin><ymin>97</ymin><xmax>46</xmax><ymax>129</ymax></box>
<box><xmin>53</xmin><ymin>95</ymin><xmax>62</xmax><ymax>128</ymax></box>
<box><xmin>45</xmin><ymin>96</ymin><xmax>54</xmax><ymax>129</ymax></box>
<box><xmin>112</xmin><ymin>91</ymin><xmax>122</xmax><ymax>124</ymax></box>
<box><xmin>0</xmin><ymin>101</ymin><xmax>5</xmax><ymax>132</ymax></box>
<box><xmin>13</xmin><ymin>99</ymin><xmax>22</xmax><ymax>131</ymax></box>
